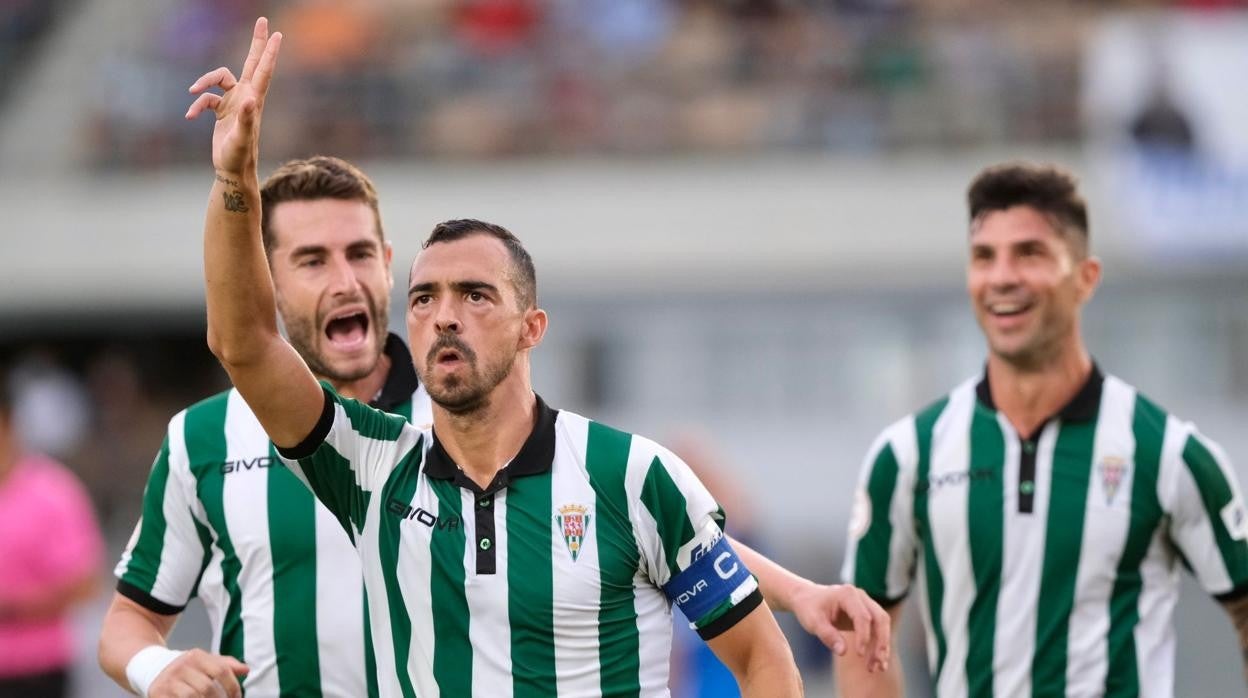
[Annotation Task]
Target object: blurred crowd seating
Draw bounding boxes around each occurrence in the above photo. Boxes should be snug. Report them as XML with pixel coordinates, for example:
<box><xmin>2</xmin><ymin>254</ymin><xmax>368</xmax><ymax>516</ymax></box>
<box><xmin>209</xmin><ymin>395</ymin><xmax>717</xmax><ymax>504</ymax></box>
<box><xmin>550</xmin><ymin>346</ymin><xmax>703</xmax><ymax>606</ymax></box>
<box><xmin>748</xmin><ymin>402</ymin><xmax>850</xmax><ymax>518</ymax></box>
<box><xmin>18</xmin><ymin>0</ymin><xmax>1242</xmax><ymax>166</ymax></box>
<box><xmin>0</xmin><ymin>0</ymin><xmax>76</xmax><ymax>103</ymax></box>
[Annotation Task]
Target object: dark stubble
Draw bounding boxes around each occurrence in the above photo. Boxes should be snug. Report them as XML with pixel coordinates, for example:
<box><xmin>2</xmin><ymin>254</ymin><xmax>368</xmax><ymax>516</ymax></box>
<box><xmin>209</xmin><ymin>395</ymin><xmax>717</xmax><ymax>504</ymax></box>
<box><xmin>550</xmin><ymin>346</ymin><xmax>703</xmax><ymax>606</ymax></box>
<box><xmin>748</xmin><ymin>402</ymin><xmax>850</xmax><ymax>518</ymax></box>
<box><xmin>421</xmin><ymin>333</ymin><xmax>514</xmax><ymax>415</ymax></box>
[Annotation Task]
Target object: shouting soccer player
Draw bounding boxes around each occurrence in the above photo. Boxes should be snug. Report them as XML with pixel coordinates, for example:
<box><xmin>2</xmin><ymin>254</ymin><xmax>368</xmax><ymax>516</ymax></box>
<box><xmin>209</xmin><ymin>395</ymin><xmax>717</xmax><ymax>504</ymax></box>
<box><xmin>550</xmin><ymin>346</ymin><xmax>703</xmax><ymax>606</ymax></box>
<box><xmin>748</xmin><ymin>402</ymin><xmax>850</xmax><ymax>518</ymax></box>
<box><xmin>838</xmin><ymin>162</ymin><xmax>1248</xmax><ymax>697</ymax></box>
<box><xmin>176</xmin><ymin>17</ymin><xmax>866</xmax><ymax>697</ymax></box>
<box><xmin>98</xmin><ymin>155</ymin><xmax>432</xmax><ymax>695</ymax></box>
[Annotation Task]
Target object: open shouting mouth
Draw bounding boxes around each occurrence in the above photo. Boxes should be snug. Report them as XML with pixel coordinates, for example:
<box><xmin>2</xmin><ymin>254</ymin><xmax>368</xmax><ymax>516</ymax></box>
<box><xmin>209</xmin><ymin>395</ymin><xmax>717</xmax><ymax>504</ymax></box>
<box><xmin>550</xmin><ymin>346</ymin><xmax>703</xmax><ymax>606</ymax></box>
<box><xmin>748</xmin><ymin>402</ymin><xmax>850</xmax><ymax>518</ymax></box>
<box><xmin>324</xmin><ymin>306</ymin><xmax>371</xmax><ymax>351</ymax></box>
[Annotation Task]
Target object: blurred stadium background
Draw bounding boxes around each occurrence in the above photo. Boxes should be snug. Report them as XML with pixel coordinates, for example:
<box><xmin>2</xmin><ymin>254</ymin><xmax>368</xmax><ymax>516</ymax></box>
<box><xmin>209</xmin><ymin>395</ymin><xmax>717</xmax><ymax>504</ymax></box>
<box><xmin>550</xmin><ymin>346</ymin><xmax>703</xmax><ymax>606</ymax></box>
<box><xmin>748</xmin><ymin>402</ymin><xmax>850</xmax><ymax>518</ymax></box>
<box><xmin>2</xmin><ymin>0</ymin><xmax>1247</xmax><ymax>695</ymax></box>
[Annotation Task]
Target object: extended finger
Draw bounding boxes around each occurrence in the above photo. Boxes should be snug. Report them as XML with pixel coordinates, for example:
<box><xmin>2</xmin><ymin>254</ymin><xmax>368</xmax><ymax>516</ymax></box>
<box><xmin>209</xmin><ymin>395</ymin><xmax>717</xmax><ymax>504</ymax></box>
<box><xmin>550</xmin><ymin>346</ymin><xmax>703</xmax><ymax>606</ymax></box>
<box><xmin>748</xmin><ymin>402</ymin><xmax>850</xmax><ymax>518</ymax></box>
<box><xmin>240</xmin><ymin>17</ymin><xmax>270</xmax><ymax>82</ymax></box>
<box><xmin>185</xmin><ymin>92</ymin><xmax>222</xmax><ymax>120</ymax></box>
<box><xmin>840</xmin><ymin>592</ymin><xmax>874</xmax><ymax>657</ymax></box>
<box><xmin>250</xmin><ymin>32</ymin><xmax>282</xmax><ymax>96</ymax></box>
<box><xmin>189</xmin><ymin>67</ymin><xmax>238</xmax><ymax>95</ymax></box>
<box><xmin>869</xmin><ymin>599</ymin><xmax>892</xmax><ymax>669</ymax></box>
<box><xmin>814</xmin><ymin>618</ymin><xmax>849</xmax><ymax>656</ymax></box>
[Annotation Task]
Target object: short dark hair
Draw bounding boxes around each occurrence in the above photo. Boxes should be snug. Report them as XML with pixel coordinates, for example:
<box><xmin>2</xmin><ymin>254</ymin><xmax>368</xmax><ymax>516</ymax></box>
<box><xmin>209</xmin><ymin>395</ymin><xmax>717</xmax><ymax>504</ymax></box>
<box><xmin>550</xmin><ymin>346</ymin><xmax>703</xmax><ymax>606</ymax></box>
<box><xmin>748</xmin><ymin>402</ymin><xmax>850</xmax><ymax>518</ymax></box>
<box><xmin>423</xmin><ymin>219</ymin><xmax>537</xmax><ymax>309</ymax></box>
<box><xmin>260</xmin><ymin>156</ymin><xmax>384</xmax><ymax>257</ymax></box>
<box><xmin>967</xmin><ymin>162</ymin><xmax>1089</xmax><ymax>255</ymax></box>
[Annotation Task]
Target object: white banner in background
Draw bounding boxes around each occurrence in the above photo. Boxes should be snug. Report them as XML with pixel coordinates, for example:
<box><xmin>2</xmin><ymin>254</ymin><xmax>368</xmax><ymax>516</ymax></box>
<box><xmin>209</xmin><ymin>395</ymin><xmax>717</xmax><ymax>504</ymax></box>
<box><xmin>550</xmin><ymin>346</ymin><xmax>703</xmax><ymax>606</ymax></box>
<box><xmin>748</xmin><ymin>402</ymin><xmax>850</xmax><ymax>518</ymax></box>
<box><xmin>1083</xmin><ymin>11</ymin><xmax>1248</xmax><ymax>260</ymax></box>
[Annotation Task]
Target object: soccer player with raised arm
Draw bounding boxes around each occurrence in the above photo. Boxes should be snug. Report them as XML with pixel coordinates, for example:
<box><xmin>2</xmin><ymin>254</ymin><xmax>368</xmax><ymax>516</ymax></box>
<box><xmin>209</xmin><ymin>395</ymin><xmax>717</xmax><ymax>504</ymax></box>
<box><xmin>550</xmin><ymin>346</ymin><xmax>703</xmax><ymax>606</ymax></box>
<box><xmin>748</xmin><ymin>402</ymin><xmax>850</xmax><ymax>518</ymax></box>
<box><xmin>838</xmin><ymin>162</ymin><xmax>1248</xmax><ymax>697</ymax></box>
<box><xmin>177</xmin><ymin>17</ymin><xmax>876</xmax><ymax>697</ymax></box>
<box><xmin>97</xmin><ymin>155</ymin><xmax>431</xmax><ymax>697</ymax></box>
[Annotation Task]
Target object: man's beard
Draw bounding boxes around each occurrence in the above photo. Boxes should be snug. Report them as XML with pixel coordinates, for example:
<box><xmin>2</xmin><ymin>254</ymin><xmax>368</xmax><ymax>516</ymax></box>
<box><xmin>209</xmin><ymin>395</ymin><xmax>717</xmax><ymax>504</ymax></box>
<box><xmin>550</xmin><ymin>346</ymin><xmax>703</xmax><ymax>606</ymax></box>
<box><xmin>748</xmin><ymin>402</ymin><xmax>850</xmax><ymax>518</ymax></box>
<box><xmin>422</xmin><ymin>334</ymin><xmax>514</xmax><ymax>415</ymax></box>
<box><xmin>283</xmin><ymin>295</ymin><xmax>389</xmax><ymax>383</ymax></box>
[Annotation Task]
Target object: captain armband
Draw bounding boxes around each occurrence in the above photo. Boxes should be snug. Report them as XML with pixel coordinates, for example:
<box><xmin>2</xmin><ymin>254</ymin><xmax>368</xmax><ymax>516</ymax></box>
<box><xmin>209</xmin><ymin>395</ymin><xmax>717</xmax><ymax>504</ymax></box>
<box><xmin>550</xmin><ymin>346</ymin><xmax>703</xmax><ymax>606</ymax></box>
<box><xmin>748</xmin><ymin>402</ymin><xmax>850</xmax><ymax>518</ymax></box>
<box><xmin>661</xmin><ymin>534</ymin><xmax>753</xmax><ymax>622</ymax></box>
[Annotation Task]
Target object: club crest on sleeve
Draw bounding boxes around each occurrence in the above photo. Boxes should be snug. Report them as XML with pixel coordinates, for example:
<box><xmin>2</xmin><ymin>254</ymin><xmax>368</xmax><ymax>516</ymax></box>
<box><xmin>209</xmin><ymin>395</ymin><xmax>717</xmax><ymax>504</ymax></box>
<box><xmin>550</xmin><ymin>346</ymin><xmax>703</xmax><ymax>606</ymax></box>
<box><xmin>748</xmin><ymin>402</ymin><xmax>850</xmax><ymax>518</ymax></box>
<box><xmin>1221</xmin><ymin>498</ymin><xmax>1248</xmax><ymax>542</ymax></box>
<box><xmin>849</xmin><ymin>489</ymin><xmax>872</xmax><ymax>540</ymax></box>
<box><xmin>1099</xmin><ymin>456</ymin><xmax>1129</xmax><ymax>505</ymax></box>
<box><xmin>555</xmin><ymin>504</ymin><xmax>592</xmax><ymax>562</ymax></box>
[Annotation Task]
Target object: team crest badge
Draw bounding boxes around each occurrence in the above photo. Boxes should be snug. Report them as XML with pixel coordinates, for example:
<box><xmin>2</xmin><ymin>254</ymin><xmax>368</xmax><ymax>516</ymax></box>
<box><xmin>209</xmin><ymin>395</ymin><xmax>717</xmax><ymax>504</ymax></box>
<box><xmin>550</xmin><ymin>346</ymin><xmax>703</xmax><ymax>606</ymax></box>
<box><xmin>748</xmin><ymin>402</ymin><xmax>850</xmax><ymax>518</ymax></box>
<box><xmin>555</xmin><ymin>504</ymin><xmax>591</xmax><ymax>562</ymax></box>
<box><xmin>1099</xmin><ymin>456</ymin><xmax>1128</xmax><ymax>505</ymax></box>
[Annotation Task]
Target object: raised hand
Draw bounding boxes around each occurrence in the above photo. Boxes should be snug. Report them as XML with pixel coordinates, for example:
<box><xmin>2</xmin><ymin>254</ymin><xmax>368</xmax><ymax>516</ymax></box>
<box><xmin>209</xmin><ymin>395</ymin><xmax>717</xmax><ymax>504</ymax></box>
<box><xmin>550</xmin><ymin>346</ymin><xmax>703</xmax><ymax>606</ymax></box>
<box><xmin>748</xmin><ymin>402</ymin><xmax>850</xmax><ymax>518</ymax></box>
<box><xmin>185</xmin><ymin>17</ymin><xmax>282</xmax><ymax>177</ymax></box>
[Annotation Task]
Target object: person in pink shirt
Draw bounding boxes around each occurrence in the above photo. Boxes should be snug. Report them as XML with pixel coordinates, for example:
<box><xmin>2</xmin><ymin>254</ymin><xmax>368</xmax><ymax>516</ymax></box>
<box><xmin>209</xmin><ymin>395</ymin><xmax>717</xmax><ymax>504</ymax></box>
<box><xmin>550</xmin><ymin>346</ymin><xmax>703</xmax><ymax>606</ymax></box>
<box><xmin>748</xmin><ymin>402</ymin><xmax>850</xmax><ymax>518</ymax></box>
<box><xmin>0</xmin><ymin>371</ymin><xmax>104</xmax><ymax>698</ymax></box>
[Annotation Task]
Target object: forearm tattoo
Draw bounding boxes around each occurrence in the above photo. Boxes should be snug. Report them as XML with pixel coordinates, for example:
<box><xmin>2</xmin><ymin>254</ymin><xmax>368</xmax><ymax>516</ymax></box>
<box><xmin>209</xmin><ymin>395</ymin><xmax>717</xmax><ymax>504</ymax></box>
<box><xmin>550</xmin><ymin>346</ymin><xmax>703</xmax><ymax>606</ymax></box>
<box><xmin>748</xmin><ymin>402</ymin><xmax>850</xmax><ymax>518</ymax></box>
<box><xmin>221</xmin><ymin>190</ymin><xmax>249</xmax><ymax>213</ymax></box>
<box><xmin>215</xmin><ymin>174</ymin><xmax>249</xmax><ymax>213</ymax></box>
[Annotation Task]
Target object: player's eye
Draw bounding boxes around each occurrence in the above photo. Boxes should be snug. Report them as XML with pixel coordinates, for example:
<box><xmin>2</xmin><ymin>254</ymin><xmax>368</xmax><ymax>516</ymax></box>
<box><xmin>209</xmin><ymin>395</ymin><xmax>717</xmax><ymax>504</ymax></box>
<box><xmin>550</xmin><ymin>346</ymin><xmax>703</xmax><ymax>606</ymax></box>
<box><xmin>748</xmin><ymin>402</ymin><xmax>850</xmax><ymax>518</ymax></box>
<box><xmin>467</xmin><ymin>291</ymin><xmax>484</xmax><ymax>302</ymax></box>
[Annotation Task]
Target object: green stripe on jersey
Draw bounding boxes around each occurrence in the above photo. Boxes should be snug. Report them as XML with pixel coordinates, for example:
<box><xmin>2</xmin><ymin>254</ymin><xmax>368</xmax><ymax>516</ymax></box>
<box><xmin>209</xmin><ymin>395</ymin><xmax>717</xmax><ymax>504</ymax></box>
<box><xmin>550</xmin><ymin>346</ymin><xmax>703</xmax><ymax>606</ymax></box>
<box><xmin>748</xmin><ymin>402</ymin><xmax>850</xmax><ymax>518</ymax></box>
<box><xmin>855</xmin><ymin>442</ymin><xmax>899</xmax><ymax>601</ymax></box>
<box><xmin>1182</xmin><ymin>434</ymin><xmax>1248</xmax><ymax>584</ymax></box>
<box><xmin>377</xmin><ymin>456</ymin><xmax>425</xmax><ymax>698</ymax></box>
<box><xmin>188</xmin><ymin>516</ymin><xmax>214</xmax><ymax>600</ymax></box>
<box><xmin>363</xmin><ymin>589</ymin><xmax>379</xmax><ymax>698</ymax></box>
<box><xmin>966</xmin><ymin>404</ymin><xmax>1005</xmax><ymax>698</ymax></box>
<box><xmin>913</xmin><ymin>397</ymin><xmax>949</xmax><ymax>682</ymax></box>
<box><xmin>122</xmin><ymin>438</ymin><xmax>173</xmax><ymax>593</ymax></box>
<box><xmin>507</xmin><ymin>471</ymin><xmax>557</xmax><ymax>697</ymax></box>
<box><xmin>426</xmin><ymin>477</ymin><xmax>471</xmax><ymax>696</ymax></box>
<box><xmin>340</xmin><ymin>393</ymin><xmax>408</xmax><ymax>442</ymax></box>
<box><xmin>1105</xmin><ymin>393</ymin><xmax>1166</xmax><ymax>697</ymax></box>
<box><xmin>267</xmin><ymin>443</ymin><xmax>322</xmax><ymax>695</ymax></box>
<box><xmin>639</xmin><ymin>456</ymin><xmax>697</xmax><ymax>580</ymax></box>
<box><xmin>1032</xmin><ymin>418</ymin><xmax>1097</xmax><ymax>696</ymax></box>
<box><xmin>186</xmin><ymin>396</ymin><xmax>247</xmax><ymax>663</ymax></box>
<box><xmin>586</xmin><ymin>422</ymin><xmax>642</xmax><ymax>698</ymax></box>
<box><xmin>295</xmin><ymin>442</ymin><xmax>370</xmax><ymax>538</ymax></box>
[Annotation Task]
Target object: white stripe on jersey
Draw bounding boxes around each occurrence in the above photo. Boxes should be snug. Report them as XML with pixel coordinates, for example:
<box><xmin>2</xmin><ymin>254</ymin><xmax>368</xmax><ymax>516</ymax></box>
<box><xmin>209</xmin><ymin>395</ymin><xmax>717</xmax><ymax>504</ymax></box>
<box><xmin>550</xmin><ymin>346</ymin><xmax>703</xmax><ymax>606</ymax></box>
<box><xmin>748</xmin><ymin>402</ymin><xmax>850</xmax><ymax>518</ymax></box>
<box><xmin>929</xmin><ymin>381</ymin><xmax>975</xmax><ymax>698</ymax></box>
<box><xmin>1135</xmin><ymin>530</ymin><xmax>1180</xmax><ymax>698</ymax></box>
<box><xmin>884</xmin><ymin>418</ymin><xmax>920</xmax><ymax>601</ymax></box>
<box><xmin>623</xmin><ymin>435</ymin><xmax>677</xmax><ymax>697</ymax></box>
<box><xmin>395</xmin><ymin>469</ymin><xmax>439</xmax><ymax>698</ymax></box>
<box><xmin>991</xmin><ymin>411</ymin><xmax>1042</xmax><ymax>698</ymax></box>
<box><xmin>315</xmin><ymin>490</ymin><xmax>366</xmax><ymax>697</ymax></box>
<box><xmin>551</xmin><ymin>413</ymin><xmax>604</xmax><ymax>698</ymax></box>
<box><xmin>224</xmin><ymin>392</ymin><xmax>280</xmax><ymax>695</ymax></box>
<box><xmin>1065</xmin><ymin>377</ymin><xmax>1136</xmax><ymax>696</ymax></box>
<box><xmin>465</xmin><ymin>488</ymin><xmax>513</xmax><ymax>698</ymax></box>
<box><xmin>325</xmin><ymin>401</ymin><xmax>422</xmax><ymax>494</ymax></box>
<box><xmin>150</xmin><ymin>410</ymin><xmax>205</xmax><ymax>605</ymax></box>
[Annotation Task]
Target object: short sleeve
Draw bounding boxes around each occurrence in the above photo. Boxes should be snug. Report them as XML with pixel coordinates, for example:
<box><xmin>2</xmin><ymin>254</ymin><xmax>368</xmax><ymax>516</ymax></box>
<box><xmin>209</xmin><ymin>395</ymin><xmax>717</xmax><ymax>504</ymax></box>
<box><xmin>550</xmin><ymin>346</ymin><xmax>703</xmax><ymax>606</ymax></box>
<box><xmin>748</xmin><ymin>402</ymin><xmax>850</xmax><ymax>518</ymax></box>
<box><xmin>276</xmin><ymin>385</ymin><xmax>421</xmax><ymax>537</ymax></box>
<box><xmin>631</xmin><ymin>440</ymin><xmax>761</xmax><ymax>640</ymax></box>
<box><xmin>1164</xmin><ymin>427</ymin><xmax>1248</xmax><ymax>599</ymax></box>
<box><xmin>116</xmin><ymin>414</ymin><xmax>212</xmax><ymax>615</ymax></box>
<box><xmin>841</xmin><ymin>418</ymin><xmax>920</xmax><ymax>607</ymax></box>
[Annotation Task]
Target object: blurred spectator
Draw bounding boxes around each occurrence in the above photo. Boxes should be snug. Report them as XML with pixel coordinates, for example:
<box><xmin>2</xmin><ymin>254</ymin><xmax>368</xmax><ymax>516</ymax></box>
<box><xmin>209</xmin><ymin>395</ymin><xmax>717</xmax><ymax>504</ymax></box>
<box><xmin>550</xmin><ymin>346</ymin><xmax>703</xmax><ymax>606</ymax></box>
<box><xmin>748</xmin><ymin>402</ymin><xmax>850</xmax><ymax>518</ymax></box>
<box><xmin>1130</xmin><ymin>86</ymin><xmax>1195</xmax><ymax>153</ymax></box>
<box><xmin>81</xmin><ymin>0</ymin><xmax>1116</xmax><ymax>165</ymax></box>
<box><xmin>0</xmin><ymin>369</ymin><xmax>104</xmax><ymax>698</ymax></box>
<box><xmin>8</xmin><ymin>352</ymin><xmax>91</xmax><ymax>461</ymax></box>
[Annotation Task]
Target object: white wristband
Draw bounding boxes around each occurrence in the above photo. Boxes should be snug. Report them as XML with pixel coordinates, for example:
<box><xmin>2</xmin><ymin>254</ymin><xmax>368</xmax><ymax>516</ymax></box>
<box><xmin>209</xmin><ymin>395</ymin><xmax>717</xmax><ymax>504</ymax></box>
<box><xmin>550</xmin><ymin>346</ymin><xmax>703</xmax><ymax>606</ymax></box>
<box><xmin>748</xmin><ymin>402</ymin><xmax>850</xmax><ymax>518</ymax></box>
<box><xmin>125</xmin><ymin>645</ymin><xmax>184</xmax><ymax>697</ymax></box>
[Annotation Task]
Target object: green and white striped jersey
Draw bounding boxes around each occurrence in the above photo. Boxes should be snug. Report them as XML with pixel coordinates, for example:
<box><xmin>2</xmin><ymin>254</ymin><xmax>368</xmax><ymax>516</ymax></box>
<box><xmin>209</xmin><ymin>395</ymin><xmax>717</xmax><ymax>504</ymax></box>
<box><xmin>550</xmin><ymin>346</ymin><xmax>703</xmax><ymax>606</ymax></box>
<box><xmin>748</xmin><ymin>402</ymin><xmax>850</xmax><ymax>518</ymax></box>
<box><xmin>278</xmin><ymin>389</ymin><xmax>762</xmax><ymax>698</ymax></box>
<box><xmin>116</xmin><ymin>335</ymin><xmax>431</xmax><ymax>697</ymax></box>
<box><xmin>842</xmin><ymin>367</ymin><xmax>1248</xmax><ymax>698</ymax></box>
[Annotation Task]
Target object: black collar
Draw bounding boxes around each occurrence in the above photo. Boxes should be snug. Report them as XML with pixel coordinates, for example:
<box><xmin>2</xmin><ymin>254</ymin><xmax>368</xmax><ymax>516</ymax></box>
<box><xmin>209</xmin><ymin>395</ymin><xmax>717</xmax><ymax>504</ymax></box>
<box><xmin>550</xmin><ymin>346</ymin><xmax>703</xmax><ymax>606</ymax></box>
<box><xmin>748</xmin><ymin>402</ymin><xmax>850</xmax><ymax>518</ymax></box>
<box><xmin>371</xmin><ymin>333</ymin><xmax>421</xmax><ymax>412</ymax></box>
<box><xmin>423</xmin><ymin>395</ymin><xmax>558</xmax><ymax>494</ymax></box>
<box><xmin>975</xmin><ymin>362</ymin><xmax>1104</xmax><ymax>425</ymax></box>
